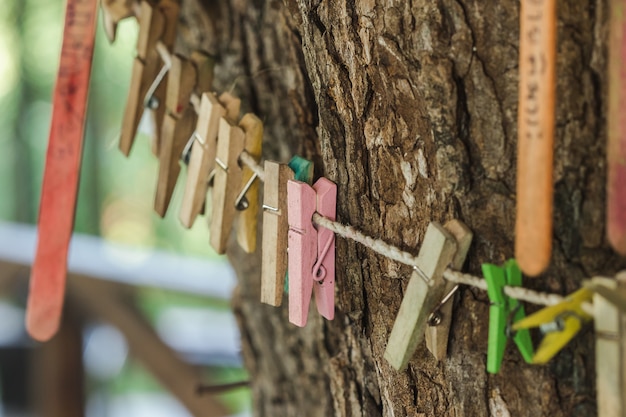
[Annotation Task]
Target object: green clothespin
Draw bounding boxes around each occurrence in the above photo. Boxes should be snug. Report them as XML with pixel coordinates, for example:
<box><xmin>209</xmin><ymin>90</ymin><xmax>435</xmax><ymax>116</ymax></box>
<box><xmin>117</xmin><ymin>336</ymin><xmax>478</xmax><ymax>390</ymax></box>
<box><xmin>482</xmin><ymin>259</ymin><xmax>534</xmax><ymax>373</ymax></box>
<box><xmin>284</xmin><ymin>156</ymin><xmax>314</xmax><ymax>294</ymax></box>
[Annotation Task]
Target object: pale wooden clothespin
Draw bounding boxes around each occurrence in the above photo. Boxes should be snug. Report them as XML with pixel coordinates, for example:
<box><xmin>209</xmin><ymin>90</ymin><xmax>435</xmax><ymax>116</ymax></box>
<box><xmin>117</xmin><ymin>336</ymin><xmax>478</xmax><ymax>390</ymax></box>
<box><xmin>119</xmin><ymin>0</ymin><xmax>178</xmax><ymax>157</ymax></box>
<box><xmin>384</xmin><ymin>222</ymin><xmax>461</xmax><ymax>371</ymax></box>
<box><xmin>209</xmin><ymin>119</ymin><xmax>246</xmax><ymax>254</ymax></box>
<box><xmin>154</xmin><ymin>52</ymin><xmax>213</xmax><ymax>217</ymax></box>
<box><xmin>178</xmin><ymin>92</ymin><xmax>240</xmax><ymax>228</ymax></box>
<box><xmin>99</xmin><ymin>0</ymin><xmax>135</xmax><ymax>43</ymax></box>
<box><xmin>260</xmin><ymin>161</ymin><xmax>295</xmax><ymax>306</ymax></box>
<box><xmin>592</xmin><ymin>273</ymin><xmax>626</xmax><ymax>417</ymax></box>
<box><xmin>425</xmin><ymin>220</ymin><xmax>473</xmax><ymax>361</ymax></box>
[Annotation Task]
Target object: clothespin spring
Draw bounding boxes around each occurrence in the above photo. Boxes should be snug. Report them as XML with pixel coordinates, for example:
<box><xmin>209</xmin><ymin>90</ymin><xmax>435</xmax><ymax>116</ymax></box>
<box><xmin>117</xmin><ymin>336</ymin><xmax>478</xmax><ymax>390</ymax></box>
<box><xmin>312</xmin><ymin>230</ymin><xmax>335</xmax><ymax>281</ymax></box>
<box><xmin>235</xmin><ymin>173</ymin><xmax>258</xmax><ymax>210</ymax></box>
<box><xmin>428</xmin><ymin>285</ymin><xmax>459</xmax><ymax>326</ymax></box>
<box><xmin>143</xmin><ymin>43</ymin><xmax>172</xmax><ymax>109</ymax></box>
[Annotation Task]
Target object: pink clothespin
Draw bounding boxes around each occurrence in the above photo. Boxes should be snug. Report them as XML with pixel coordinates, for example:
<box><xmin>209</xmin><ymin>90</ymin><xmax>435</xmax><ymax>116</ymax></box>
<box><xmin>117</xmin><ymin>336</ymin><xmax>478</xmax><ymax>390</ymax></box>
<box><xmin>287</xmin><ymin>177</ymin><xmax>337</xmax><ymax>327</ymax></box>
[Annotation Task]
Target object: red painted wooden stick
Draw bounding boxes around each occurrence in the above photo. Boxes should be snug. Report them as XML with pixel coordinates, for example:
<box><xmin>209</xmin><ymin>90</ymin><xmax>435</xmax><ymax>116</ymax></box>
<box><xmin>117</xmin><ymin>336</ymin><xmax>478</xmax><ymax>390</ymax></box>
<box><xmin>26</xmin><ymin>0</ymin><xmax>98</xmax><ymax>341</ymax></box>
<box><xmin>608</xmin><ymin>0</ymin><xmax>626</xmax><ymax>256</ymax></box>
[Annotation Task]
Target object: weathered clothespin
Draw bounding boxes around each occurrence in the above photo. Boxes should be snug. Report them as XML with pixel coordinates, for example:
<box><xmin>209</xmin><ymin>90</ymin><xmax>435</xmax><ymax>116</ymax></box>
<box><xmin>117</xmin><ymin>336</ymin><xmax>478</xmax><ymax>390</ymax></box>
<box><xmin>591</xmin><ymin>273</ymin><xmax>626</xmax><ymax>417</ymax></box>
<box><xmin>512</xmin><ymin>287</ymin><xmax>591</xmax><ymax>365</ymax></box>
<box><xmin>154</xmin><ymin>52</ymin><xmax>213</xmax><ymax>217</ymax></box>
<box><xmin>483</xmin><ymin>260</ymin><xmax>534</xmax><ymax>373</ymax></box>
<box><xmin>100</xmin><ymin>0</ymin><xmax>135</xmax><ymax>43</ymax></box>
<box><xmin>119</xmin><ymin>0</ymin><xmax>178</xmax><ymax>157</ymax></box>
<box><xmin>425</xmin><ymin>220</ymin><xmax>473</xmax><ymax>361</ymax></box>
<box><xmin>178</xmin><ymin>92</ymin><xmax>240</xmax><ymax>228</ymax></box>
<box><xmin>260</xmin><ymin>161</ymin><xmax>295</xmax><ymax>306</ymax></box>
<box><xmin>515</xmin><ymin>0</ymin><xmax>557</xmax><ymax>276</ymax></box>
<box><xmin>384</xmin><ymin>222</ymin><xmax>459</xmax><ymax>371</ymax></box>
<box><xmin>287</xmin><ymin>178</ymin><xmax>337</xmax><ymax>327</ymax></box>
<box><xmin>209</xmin><ymin>119</ymin><xmax>245</xmax><ymax>254</ymax></box>
<box><xmin>236</xmin><ymin>114</ymin><xmax>263</xmax><ymax>253</ymax></box>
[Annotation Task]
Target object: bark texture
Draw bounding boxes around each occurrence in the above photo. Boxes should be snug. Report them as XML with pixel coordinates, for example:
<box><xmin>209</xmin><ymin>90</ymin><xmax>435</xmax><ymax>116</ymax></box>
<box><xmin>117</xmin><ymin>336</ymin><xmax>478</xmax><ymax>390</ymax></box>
<box><xmin>177</xmin><ymin>0</ymin><xmax>626</xmax><ymax>415</ymax></box>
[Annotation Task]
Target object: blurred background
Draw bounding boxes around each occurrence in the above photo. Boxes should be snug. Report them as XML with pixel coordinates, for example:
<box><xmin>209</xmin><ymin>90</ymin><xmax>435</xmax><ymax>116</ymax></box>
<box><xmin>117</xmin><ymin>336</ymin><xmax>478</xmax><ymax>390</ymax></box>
<box><xmin>0</xmin><ymin>1</ymin><xmax>250</xmax><ymax>416</ymax></box>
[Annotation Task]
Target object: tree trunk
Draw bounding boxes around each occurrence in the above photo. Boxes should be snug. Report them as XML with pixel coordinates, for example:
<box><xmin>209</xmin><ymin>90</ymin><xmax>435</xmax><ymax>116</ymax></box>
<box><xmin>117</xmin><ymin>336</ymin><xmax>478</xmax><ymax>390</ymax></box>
<box><xmin>178</xmin><ymin>0</ymin><xmax>625</xmax><ymax>415</ymax></box>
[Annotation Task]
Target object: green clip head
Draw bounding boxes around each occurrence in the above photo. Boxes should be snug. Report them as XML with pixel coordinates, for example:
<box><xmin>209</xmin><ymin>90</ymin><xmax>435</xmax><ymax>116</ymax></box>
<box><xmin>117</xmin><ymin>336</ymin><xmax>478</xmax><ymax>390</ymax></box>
<box><xmin>482</xmin><ymin>260</ymin><xmax>534</xmax><ymax>374</ymax></box>
<box><xmin>284</xmin><ymin>156</ymin><xmax>315</xmax><ymax>294</ymax></box>
<box><xmin>288</xmin><ymin>156</ymin><xmax>314</xmax><ymax>183</ymax></box>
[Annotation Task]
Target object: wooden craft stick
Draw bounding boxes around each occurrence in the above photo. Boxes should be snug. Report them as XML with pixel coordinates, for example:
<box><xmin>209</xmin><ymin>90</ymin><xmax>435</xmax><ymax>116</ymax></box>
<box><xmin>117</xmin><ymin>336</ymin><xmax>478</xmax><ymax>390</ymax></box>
<box><xmin>515</xmin><ymin>0</ymin><xmax>557</xmax><ymax>276</ymax></box>
<box><xmin>26</xmin><ymin>0</ymin><xmax>99</xmax><ymax>341</ymax></box>
<box><xmin>119</xmin><ymin>0</ymin><xmax>178</xmax><ymax>157</ymax></box>
<box><xmin>592</xmin><ymin>274</ymin><xmax>626</xmax><ymax>417</ymax></box>
<box><xmin>236</xmin><ymin>114</ymin><xmax>263</xmax><ymax>253</ymax></box>
<box><xmin>210</xmin><ymin>119</ymin><xmax>245</xmax><ymax>254</ymax></box>
<box><xmin>384</xmin><ymin>222</ymin><xmax>459</xmax><ymax>371</ymax></box>
<box><xmin>425</xmin><ymin>220</ymin><xmax>473</xmax><ymax>361</ymax></box>
<box><xmin>607</xmin><ymin>0</ymin><xmax>626</xmax><ymax>256</ymax></box>
<box><xmin>260</xmin><ymin>162</ymin><xmax>294</xmax><ymax>306</ymax></box>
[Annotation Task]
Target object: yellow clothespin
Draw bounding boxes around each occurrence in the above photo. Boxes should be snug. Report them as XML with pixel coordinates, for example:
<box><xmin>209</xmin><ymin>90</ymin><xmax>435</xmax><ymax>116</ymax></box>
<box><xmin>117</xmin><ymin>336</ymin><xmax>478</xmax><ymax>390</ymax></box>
<box><xmin>178</xmin><ymin>92</ymin><xmax>240</xmax><ymax>227</ymax></box>
<box><xmin>100</xmin><ymin>0</ymin><xmax>135</xmax><ymax>43</ymax></box>
<box><xmin>512</xmin><ymin>288</ymin><xmax>593</xmax><ymax>364</ymax></box>
<box><xmin>154</xmin><ymin>52</ymin><xmax>213</xmax><ymax>217</ymax></box>
<box><xmin>119</xmin><ymin>0</ymin><xmax>178</xmax><ymax>157</ymax></box>
<box><xmin>236</xmin><ymin>114</ymin><xmax>263</xmax><ymax>253</ymax></box>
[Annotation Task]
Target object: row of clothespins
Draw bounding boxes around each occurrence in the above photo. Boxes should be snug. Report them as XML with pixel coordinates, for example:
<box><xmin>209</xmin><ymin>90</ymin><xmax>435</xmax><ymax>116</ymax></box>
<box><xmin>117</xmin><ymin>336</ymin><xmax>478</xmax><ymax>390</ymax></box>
<box><xmin>105</xmin><ymin>0</ymin><xmax>626</xmax><ymax>381</ymax></box>
<box><xmin>39</xmin><ymin>1</ymin><xmax>621</xmax><ymax>414</ymax></box>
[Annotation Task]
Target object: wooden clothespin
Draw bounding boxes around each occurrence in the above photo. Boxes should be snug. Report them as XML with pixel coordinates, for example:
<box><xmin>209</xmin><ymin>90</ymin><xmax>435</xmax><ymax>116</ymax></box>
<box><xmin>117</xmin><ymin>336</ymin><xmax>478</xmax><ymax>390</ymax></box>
<box><xmin>512</xmin><ymin>287</ymin><xmax>592</xmax><ymax>365</ymax></box>
<box><xmin>178</xmin><ymin>92</ymin><xmax>240</xmax><ymax>228</ymax></box>
<box><xmin>515</xmin><ymin>0</ymin><xmax>557</xmax><ymax>276</ymax></box>
<box><xmin>591</xmin><ymin>274</ymin><xmax>626</xmax><ymax>417</ymax></box>
<box><xmin>100</xmin><ymin>0</ymin><xmax>135</xmax><ymax>43</ymax></box>
<box><xmin>607</xmin><ymin>0</ymin><xmax>626</xmax><ymax>256</ymax></box>
<box><xmin>260</xmin><ymin>161</ymin><xmax>295</xmax><ymax>306</ymax></box>
<box><xmin>260</xmin><ymin>156</ymin><xmax>313</xmax><ymax>307</ymax></box>
<box><xmin>482</xmin><ymin>260</ymin><xmax>534</xmax><ymax>373</ymax></box>
<box><xmin>119</xmin><ymin>0</ymin><xmax>178</xmax><ymax>157</ymax></box>
<box><xmin>287</xmin><ymin>178</ymin><xmax>337</xmax><ymax>327</ymax></box>
<box><xmin>384</xmin><ymin>222</ymin><xmax>459</xmax><ymax>371</ymax></box>
<box><xmin>154</xmin><ymin>52</ymin><xmax>213</xmax><ymax>217</ymax></box>
<box><xmin>26</xmin><ymin>0</ymin><xmax>99</xmax><ymax>341</ymax></box>
<box><xmin>425</xmin><ymin>220</ymin><xmax>473</xmax><ymax>361</ymax></box>
<box><xmin>209</xmin><ymin>119</ymin><xmax>246</xmax><ymax>254</ymax></box>
<box><xmin>235</xmin><ymin>114</ymin><xmax>263</xmax><ymax>253</ymax></box>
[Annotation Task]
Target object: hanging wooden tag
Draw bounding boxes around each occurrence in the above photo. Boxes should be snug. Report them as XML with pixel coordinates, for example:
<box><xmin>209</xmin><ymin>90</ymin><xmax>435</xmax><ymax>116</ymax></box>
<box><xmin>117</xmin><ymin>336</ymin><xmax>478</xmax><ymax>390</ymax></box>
<box><xmin>26</xmin><ymin>0</ymin><xmax>99</xmax><ymax>341</ymax></box>
<box><xmin>515</xmin><ymin>0</ymin><xmax>557</xmax><ymax>276</ymax></box>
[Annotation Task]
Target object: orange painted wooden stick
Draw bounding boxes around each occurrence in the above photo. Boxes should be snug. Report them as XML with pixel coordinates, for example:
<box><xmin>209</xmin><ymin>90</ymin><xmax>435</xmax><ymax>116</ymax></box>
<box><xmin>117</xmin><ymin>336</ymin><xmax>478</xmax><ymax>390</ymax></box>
<box><xmin>608</xmin><ymin>0</ymin><xmax>626</xmax><ymax>256</ymax></box>
<box><xmin>515</xmin><ymin>0</ymin><xmax>557</xmax><ymax>276</ymax></box>
<box><xmin>26</xmin><ymin>0</ymin><xmax>98</xmax><ymax>341</ymax></box>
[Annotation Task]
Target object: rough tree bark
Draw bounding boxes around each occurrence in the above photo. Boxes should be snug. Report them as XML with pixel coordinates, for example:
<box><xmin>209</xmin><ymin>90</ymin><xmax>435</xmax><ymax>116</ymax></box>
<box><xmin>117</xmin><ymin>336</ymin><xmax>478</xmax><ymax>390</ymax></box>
<box><xmin>176</xmin><ymin>0</ymin><xmax>626</xmax><ymax>415</ymax></box>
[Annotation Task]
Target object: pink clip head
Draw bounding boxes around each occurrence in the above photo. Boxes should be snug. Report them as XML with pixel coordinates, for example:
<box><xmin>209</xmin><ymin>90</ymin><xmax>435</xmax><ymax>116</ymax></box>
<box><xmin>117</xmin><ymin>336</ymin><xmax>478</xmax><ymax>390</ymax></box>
<box><xmin>287</xmin><ymin>178</ymin><xmax>337</xmax><ymax>327</ymax></box>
